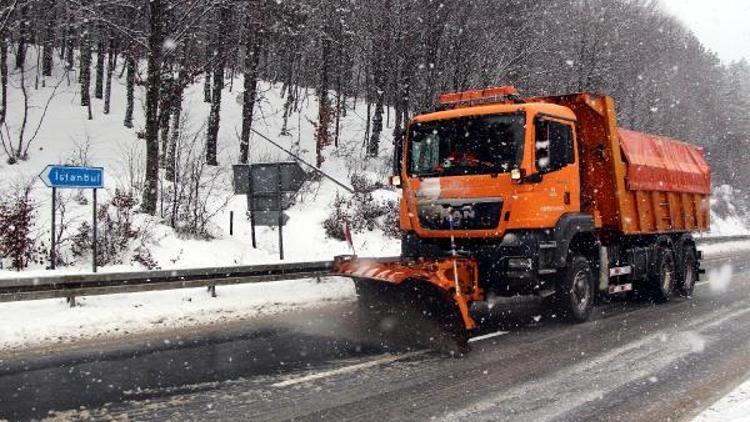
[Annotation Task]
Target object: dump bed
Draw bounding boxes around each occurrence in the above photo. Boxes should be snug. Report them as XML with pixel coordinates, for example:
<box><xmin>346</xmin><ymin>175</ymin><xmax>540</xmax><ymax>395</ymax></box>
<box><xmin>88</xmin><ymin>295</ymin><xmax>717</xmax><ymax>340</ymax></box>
<box><xmin>535</xmin><ymin>93</ymin><xmax>710</xmax><ymax>235</ymax></box>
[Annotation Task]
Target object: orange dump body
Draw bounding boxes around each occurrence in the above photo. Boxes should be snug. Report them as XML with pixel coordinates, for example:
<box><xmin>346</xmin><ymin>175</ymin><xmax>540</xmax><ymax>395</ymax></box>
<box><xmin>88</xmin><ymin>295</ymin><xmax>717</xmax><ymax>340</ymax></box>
<box><xmin>533</xmin><ymin>93</ymin><xmax>711</xmax><ymax>235</ymax></box>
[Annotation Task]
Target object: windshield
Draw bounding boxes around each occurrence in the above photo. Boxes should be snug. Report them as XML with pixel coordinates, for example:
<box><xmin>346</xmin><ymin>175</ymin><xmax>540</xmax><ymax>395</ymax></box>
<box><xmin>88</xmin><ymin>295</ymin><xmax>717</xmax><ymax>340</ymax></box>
<box><xmin>408</xmin><ymin>113</ymin><xmax>525</xmax><ymax>177</ymax></box>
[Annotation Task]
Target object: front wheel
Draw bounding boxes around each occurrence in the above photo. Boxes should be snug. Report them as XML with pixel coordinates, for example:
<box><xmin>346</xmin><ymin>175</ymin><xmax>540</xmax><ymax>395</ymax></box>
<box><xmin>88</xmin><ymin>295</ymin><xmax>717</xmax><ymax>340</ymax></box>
<box><xmin>556</xmin><ymin>255</ymin><xmax>595</xmax><ymax>322</ymax></box>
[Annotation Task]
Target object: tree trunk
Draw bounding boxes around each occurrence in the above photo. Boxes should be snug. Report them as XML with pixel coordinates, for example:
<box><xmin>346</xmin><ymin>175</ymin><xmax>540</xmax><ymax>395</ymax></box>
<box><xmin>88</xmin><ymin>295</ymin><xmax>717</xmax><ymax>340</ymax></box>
<box><xmin>123</xmin><ymin>54</ymin><xmax>135</xmax><ymax>128</ymax></box>
<box><xmin>239</xmin><ymin>1</ymin><xmax>265</xmax><ymax>164</ymax></box>
<box><xmin>95</xmin><ymin>34</ymin><xmax>105</xmax><ymax>99</ymax></box>
<box><xmin>315</xmin><ymin>17</ymin><xmax>332</xmax><ymax>168</ymax></box>
<box><xmin>203</xmin><ymin>71</ymin><xmax>212</xmax><ymax>103</ymax></box>
<box><xmin>15</xmin><ymin>4</ymin><xmax>28</xmax><ymax>69</ymax></box>
<box><xmin>42</xmin><ymin>4</ymin><xmax>55</xmax><ymax>77</ymax></box>
<box><xmin>206</xmin><ymin>5</ymin><xmax>230</xmax><ymax>166</ymax></box>
<box><xmin>0</xmin><ymin>37</ymin><xmax>7</xmax><ymax>125</ymax></box>
<box><xmin>80</xmin><ymin>24</ymin><xmax>92</xmax><ymax>107</ymax></box>
<box><xmin>369</xmin><ymin>97</ymin><xmax>383</xmax><ymax>157</ymax></box>
<box><xmin>158</xmin><ymin>69</ymin><xmax>173</xmax><ymax>166</ymax></box>
<box><xmin>103</xmin><ymin>38</ymin><xmax>116</xmax><ymax>114</ymax></box>
<box><xmin>65</xmin><ymin>17</ymin><xmax>74</xmax><ymax>71</ymax></box>
<box><xmin>142</xmin><ymin>0</ymin><xmax>165</xmax><ymax>215</ymax></box>
<box><xmin>166</xmin><ymin>78</ymin><xmax>184</xmax><ymax>183</ymax></box>
<box><xmin>206</xmin><ymin>67</ymin><xmax>224</xmax><ymax>166</ymax></box>
<box><xmin>202</xmin><ymin>16</ymin><xmax>213</xmax><ymax>103</ymax></box>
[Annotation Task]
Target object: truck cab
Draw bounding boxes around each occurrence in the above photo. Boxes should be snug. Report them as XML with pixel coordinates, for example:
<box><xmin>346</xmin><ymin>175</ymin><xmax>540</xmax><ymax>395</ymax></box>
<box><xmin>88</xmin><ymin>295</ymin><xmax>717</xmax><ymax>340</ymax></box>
<box><xmin>396</xmin><ymin>88</ymin><xmax>588</xmax><ymax>295</ymax></box>
<box><xmin>400</xmin><ymin>101</ymin><xmax>581</xmax><ymax>238</ymax></box>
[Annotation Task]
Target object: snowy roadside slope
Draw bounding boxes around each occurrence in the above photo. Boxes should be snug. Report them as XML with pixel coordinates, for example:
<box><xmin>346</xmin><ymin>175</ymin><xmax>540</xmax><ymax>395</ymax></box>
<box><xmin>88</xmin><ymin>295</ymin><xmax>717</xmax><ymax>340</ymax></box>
<box><xmin>0</xmin><ymin>277</ymin><xmax>356</xmax><ymax>353</ymax></box>
<box><xmin>0</xmin><ymin>51</ymin><xmax>399</xmax><ymax>278</ymax></box>
<box><xmin>694</xmin><ymin>377</ymin><xmax>750</xmax><ymax>422</ymax></box>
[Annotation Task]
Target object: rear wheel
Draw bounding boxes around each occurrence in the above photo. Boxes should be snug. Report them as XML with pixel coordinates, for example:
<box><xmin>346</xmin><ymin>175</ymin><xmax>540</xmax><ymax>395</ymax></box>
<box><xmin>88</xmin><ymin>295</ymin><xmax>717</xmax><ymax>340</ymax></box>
<box><xmin>649</xmin><ymin>246</ymin><xmax>676</xmax><ymax>303</ymax></box>
<box><xmin>677</xmin><ymin>245</ymin><xmax>697</xmax><ymax>298</ymax></box>
<box><xmin>556</xmin><ymin>255</ymin><xmax>594</xmax><ymax>322</ymax></box>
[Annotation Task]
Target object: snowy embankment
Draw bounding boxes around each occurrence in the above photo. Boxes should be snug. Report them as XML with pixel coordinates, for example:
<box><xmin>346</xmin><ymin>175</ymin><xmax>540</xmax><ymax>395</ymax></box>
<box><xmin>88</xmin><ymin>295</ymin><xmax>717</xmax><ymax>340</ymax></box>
<box><xmin>694</xmin><ymin>377</ymin><xmax>750</xmax><ymax>422</ymax></box>
<box><xmin>0</xmin><ymin>49</ymin><xmax>399</xmax><ymax>279</ymax></box>
<box><xmin>0</xmin><ymin>52</ymin><xmax>397</xmax><ymax>352</ymax></box>
<box><xmin>0</xmin><ymin>278</ymin><xmax>357</xmax><ymax>353</ymax></box>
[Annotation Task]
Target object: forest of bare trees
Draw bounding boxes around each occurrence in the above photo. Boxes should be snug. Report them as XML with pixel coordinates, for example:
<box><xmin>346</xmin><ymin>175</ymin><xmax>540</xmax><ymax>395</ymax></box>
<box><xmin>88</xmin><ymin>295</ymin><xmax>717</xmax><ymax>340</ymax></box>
<box><xmin>1</xmin><ymin>0</ymin><xmax>749</xmax><ymax>214</ymax></box>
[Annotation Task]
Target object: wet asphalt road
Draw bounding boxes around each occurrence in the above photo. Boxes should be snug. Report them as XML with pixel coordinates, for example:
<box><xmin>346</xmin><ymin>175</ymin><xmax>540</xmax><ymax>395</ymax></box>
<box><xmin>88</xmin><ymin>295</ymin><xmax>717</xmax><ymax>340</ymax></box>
<box><xmin>1</xmin><ymin>251</ymin><xmax>750</xmax><ymax>421</ymax></box>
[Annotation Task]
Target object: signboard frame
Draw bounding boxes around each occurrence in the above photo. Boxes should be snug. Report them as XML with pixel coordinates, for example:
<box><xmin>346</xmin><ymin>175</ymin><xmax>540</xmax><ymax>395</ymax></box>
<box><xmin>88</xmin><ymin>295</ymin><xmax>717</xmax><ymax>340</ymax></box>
<box><xmin>233</xmin><ymin>161</ymin><xmax>308</xmax><ymax>260</ymax></box>
<box><xmin>38</xmin><ymin>165</ymin><xmax>104</xmax><ymax>273</ymax></box>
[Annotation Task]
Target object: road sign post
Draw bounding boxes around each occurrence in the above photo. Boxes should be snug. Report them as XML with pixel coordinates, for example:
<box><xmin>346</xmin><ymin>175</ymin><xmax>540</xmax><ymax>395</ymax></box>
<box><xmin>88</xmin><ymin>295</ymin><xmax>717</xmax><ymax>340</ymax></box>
<box><xmin>92</xmin><ymin>188</ymin><xmax>98</xmax><ymax>273</ymax></box>
<box><xmin>50</xmin><ymin>187</ymin><xmax>56</xmax><ymax>270</ymax></box>
<box><xmin>277</xmin><ymin>163</ymin><xmax>284</xmax><ymax>260</ymax></box>
<box><xmin>39</xmin><ymin>165</ymin><xmax>104</xmax><ymax>273</ymax></box>
<box><xmin>233</xmin><ymin>162</ymin><xmax>307</xmax><ymax>260</ymax></box>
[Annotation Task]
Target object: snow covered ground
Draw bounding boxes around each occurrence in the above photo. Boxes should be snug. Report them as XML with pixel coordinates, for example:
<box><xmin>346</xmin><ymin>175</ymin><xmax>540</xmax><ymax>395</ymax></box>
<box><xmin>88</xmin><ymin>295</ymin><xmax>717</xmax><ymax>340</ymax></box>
<box><xmin>0</xmin><ymin>277</ymin><xmax>357</xmax><ymax>353</ymax></box>
<box><xmin>0</xmin><ymin>50</ymin><xmax>399</xmax><ymax>278</ymax></box>
<box><xmin>694</xmin><ymin>377</ymin><xmax>750</xmax><ymax>422</ymax></box>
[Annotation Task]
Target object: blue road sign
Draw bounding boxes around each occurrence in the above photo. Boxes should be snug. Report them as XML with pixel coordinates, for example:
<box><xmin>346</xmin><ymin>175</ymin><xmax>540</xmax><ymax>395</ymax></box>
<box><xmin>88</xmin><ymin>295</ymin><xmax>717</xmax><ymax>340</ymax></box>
<box><xmin>39</xmin><ymin>165</ymin><xmax>104</xmax><ymax>189</ymax></box>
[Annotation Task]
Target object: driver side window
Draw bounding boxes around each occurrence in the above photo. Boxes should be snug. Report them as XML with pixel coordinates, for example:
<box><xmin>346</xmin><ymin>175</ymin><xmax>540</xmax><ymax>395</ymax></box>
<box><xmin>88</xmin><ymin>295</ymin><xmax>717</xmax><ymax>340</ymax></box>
<box><xmin>535</xmin><ymin>118</ymin><xmax>574</xmax><ymax>173</ymax></box>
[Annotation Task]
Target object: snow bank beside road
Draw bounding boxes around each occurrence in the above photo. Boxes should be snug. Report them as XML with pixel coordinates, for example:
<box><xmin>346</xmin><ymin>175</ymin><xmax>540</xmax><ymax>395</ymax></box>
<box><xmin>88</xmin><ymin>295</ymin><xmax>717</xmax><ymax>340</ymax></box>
<box><xmin>0</xmin><ymin>277</ymin><xmax>355</xmax><ymax>353</ymax></box>
<box><xmin>698</xmin><ymin>240</ymin><xmax>750</xmax><ymax>257</ymax></box>
<box><xmin>694</xmin><ymin>376</ymin><xmax>750</xmax><ymax>422</ymax></box>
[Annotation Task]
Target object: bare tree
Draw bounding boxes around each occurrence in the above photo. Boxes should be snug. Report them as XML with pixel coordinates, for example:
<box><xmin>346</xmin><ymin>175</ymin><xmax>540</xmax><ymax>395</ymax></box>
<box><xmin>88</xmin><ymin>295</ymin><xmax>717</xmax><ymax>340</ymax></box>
<box><xmin>239</xmin><ymin>0</ymin><xmax>266</xmax><ymax>164</ymax></box>
<box><xmin>205</xmin><ymin>2</ymin><xmax>231</xmax><ymax>166</ymax></box>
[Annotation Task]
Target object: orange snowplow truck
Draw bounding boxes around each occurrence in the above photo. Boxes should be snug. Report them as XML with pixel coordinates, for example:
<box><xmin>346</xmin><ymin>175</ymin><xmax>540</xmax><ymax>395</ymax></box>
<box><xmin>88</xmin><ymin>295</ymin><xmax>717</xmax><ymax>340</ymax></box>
<box><xmin>333</xmin><ymin>86</ymin><xmax>710</xmax><ymax>351</ymax></box>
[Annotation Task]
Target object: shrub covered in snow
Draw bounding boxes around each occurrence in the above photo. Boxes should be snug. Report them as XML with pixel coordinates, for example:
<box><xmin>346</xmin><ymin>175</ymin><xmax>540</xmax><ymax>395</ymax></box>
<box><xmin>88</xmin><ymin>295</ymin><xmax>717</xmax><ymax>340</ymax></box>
<box><xmin>711</xmin><ymin>185</ymin><xmax>750</xmax><ymax>235</ymax></box>
<box><xmin>323</xmin><ymin>174</ymin><xmax>399</xmax><ymax>241</ymax></box>
<box><xmin>71</xmin><ymin>189</ymin><xmax>148</xmax><ymax>267</ymax></box>
<box><xmin>0</xmin><ymin>187</ymin><xmax>41</xmax><ymax>270</ymax></box>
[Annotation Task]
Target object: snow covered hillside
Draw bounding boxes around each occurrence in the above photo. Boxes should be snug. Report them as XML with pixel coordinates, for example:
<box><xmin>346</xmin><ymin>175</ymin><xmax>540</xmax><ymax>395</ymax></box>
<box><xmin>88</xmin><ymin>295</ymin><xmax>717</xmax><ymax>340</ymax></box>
<box><xmin>0</xmin><ymin>52</ymin><xmax>399</xmax><ymax>277</ymax></box>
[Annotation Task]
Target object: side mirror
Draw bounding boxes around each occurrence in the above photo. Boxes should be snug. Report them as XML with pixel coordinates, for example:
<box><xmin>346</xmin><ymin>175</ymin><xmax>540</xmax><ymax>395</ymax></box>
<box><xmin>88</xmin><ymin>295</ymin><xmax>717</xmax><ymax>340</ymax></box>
<box><xmin>511</xmin><ymin>168</ymin><xmax>542</xmax><ymax>184</ymax></box>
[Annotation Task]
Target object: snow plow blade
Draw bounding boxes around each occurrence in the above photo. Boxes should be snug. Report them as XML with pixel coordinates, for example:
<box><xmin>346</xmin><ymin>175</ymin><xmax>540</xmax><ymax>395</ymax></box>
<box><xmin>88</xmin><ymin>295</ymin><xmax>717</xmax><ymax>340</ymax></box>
<box><xmin>332</xmin><ymin>255</ymin><xmax>483</xmax><ymax>331</ymax></box>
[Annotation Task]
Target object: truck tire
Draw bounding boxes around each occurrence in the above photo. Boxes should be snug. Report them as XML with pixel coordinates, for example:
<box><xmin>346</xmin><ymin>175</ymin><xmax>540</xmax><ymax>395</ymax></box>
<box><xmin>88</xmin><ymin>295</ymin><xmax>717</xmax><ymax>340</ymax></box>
<box><xmin>677</xmin><ymin>245</ymin><xmax>697</xmax><ymax>298</ymax></box>
<box><xmin>650</xmin><ymin>246</ymin><xmax>676</xmax><ymax>303</ymax></box>
<box><xmin>556</xmin><ymin>255</ymin><xmax>594</xmax><ymax>322</ymax></box>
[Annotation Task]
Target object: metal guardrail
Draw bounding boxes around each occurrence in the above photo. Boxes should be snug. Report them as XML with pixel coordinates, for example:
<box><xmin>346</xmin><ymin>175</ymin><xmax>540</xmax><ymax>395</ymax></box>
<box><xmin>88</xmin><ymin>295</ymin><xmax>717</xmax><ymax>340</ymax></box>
<box><xmin>1</xmin><ymin>235</ymin><xmax>749</xmax><ymax>304</ymax></box>
<box><xmin>0</xmin><ymin>261</ymin><xmax>335</xmax><ymax>303</ymax></box>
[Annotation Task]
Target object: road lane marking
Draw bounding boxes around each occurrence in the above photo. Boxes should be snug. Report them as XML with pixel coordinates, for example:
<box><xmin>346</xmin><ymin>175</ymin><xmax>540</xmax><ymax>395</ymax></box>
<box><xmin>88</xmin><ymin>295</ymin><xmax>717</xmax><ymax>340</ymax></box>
<box><xmin>696</xmin><ymin>281</ymin><xmax>710</xmax><ymax>286</ymax></box>
<box><xmin>271</xmin><ymin>350</ymin><xmax>428</xmax><ymax>388</ymax></box>
<box><xmin>702</xmin><ymin>307</ymin><xmax>750</xmax><ymax>330</ymax></box>
<box><xmin>469</xmin><ymin>330</ymin><xmax>508</xmax><ymax>343</ymax></box>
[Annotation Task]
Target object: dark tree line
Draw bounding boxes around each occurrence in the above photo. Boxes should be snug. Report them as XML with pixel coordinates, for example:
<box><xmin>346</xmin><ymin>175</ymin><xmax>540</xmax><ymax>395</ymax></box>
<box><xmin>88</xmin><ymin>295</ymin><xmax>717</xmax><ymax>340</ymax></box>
<box><xmin>1</xmin><ymin>0</ymin><xmax>749</xmax><ymax>214</ymax></box>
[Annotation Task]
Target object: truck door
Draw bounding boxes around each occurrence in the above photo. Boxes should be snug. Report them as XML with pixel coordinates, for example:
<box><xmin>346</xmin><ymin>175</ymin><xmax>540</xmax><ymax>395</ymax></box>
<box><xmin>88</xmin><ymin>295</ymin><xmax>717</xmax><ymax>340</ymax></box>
<box><xmin>512</xmin><ymin>115</ymin><xmax>581</xmax><ymax>228</ymax></box>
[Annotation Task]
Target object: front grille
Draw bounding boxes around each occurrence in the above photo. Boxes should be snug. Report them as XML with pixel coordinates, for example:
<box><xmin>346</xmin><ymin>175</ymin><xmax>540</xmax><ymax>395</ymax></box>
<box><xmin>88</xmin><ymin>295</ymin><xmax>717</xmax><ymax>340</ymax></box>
<box><xmin>417</xmin><ymin>199</ymin><xmax>502</xmax><ymax>230</ymax></box>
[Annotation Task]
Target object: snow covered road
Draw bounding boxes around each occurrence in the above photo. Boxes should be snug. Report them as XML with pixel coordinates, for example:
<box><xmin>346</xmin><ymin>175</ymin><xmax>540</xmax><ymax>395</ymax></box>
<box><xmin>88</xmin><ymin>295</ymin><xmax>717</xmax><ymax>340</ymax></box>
<box><xmin>2</xmin><ymin>249</ymin><xmax>750</xmax><ymax>420</ymax></box>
